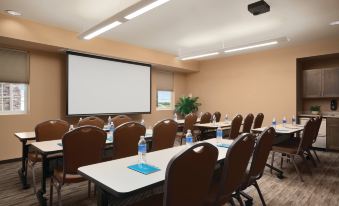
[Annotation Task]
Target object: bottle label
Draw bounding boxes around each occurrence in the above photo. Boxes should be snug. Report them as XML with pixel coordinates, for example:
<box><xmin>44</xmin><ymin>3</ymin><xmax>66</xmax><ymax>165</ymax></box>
<box><xmin>186</xmin><ymin>136</ymin><xmax>193</xmax><ymax>143</ymax></box>
<box><xmin>138</xmin><ymin>144</ymin><xmax>146</xmax><ymax>153</ymax></box>
<box><xmin>216</xmin><ymin>130</ymin><xmax>223</xmax><ymax>137</ymax></box>
<box><xmin>283</xmin><ymin>120</ymin><xmax>287</xmax><ymax>124</ymax></box>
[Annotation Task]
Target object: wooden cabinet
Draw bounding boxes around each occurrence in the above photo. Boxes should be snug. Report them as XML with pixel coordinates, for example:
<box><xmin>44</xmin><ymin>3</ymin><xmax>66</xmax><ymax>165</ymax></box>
<box><xmin>303</xmin><ymin>69</ymin><xmax>322</xmax><ymax>97</ymax></box>
<box><xmin>323</xmin><ymin>68</ymin><xmax>339</xmax><ymax>97</ymax></box>
<box><xmin>302</xmin><ymin>68</ymin><xmax>339</xmax><ymax>98</ymax></box>
<box><xmin>326</xmin><ymin>118</ymin><xmax>339</xmax><ymax>150</ymax></box>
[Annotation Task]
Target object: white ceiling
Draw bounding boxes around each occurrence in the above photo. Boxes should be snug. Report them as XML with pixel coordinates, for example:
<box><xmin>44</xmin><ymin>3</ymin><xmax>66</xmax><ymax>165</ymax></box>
<box><xmin>0</xmin><ymin>0</ymin><xmax>339</xmax><ymax>57</ymax></box>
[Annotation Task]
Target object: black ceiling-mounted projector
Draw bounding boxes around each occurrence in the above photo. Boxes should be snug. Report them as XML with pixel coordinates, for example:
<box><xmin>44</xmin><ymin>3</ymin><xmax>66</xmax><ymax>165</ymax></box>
<box><xmin>248</xmin><ymin>0</ymin><xmax>270</xmax><ymax>16</ymax></box>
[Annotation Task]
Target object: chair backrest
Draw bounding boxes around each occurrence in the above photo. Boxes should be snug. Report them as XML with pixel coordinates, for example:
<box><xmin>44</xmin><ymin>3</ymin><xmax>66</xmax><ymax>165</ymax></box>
<box><xmin>62</xmin><ymin>126</ymin><xmax>106</xmax><ymax>175</ymax></box>
<box><xmin>78</xmin><ymin>116</ymin><xmax>105</xmax><ymax>129</ymax></box>
<box><xmin>299</xmin><ymin>118</ymin><xmax>316</xmax><ymax>151</ymax></box>
<box><xmin>312</xmin><ymin>116</ymin><xmax>322</xmax><ymax>143</ymax></box>
<box><xmin>35</xmin><ymin>120</ymin><xmax>69</xmax><ymax>142</ymax></box>
<box><xmin>112</xmin><ymin>115</ymin><xmax>132</xmax><ymax>127</ymax></box>
<box><xmin>151</xmin><ymin>119</ymin><xmax>178</xmax><ymax>152</ymax></box>
<box><xmin>242</xmin><ymin>113</ymin><xmax>254</xmax><ymax>133</ymax></box>
<box><xmin>229</xmin><ymin>114</ymin><xmax>243</xmax><ymax>139</ymax></box>
<box><xmin>253</xmin><ymin>113</ymin><xmax>264</xmax><ymax>129</ymax></box>
<box><xmin>113</xmin><ymin>122</ymin><xmax>146</xmax><ymax>159</ymax></box>
<box><xmin>183</xmin><ymin>113</ymin><xmax>198</xmax><ymax>134</ymax></box>
<box><xmin>213</xmin><ymin>111</ymin><xmax>221</xmax><ymax>122</ymax></box>
<box><xmin>215</xmin><ymin>133</ymin><xmax>255</xmax><ymax>204</ymax></box>
<box><xmin>200</xmin><ymin>112</ymin><xmax>212</xmax><ymax>124</ymax></box>
<box><xmin>247</xmin><ymin>127</ymin><xmax>275</xmax><ymax>180</ymax></box>
<box><xmin>163</xmin><ymin>142</ymin><xmax>218</xmax><ymax>206</ymax></box>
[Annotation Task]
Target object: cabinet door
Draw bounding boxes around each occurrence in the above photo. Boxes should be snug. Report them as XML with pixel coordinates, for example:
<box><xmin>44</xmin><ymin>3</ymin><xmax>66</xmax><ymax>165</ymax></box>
<box><xmin>326</xmin><ymin>118</ymin><xmax>339</xmax><ymax>150</ymax></box>
<box><xmin>302</xmin><ymin>69</ymin><xmax>322</xmax><ymax>97</ymax></box>
<box><xmin>323</xmin><ymin>68</ymin><xmax>339</xmax><ymax>97</ymax></box>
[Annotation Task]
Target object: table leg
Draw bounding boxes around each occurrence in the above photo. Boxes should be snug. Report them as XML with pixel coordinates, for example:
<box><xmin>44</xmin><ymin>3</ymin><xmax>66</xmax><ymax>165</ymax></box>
<box><xmin>36</xmin><ymin>154</ymin><xmax>48</xmax><ymax>206</ymax></box>
<box><xmin>97</xmin><ymin>187</ymin><xmax>109</xmax><ymax>206</ymax></box>
<box><xmin>17</xmin><ymin>140</ymin><xmax>30</xmax><ymax>189</ymax></box>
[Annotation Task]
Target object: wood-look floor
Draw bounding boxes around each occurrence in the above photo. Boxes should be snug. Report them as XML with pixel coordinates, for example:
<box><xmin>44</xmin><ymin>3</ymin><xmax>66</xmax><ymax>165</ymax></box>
<box><xmin>1</xmin><ymin>150</ymin><xmax>339</xmax><ymax>206</ymax></box>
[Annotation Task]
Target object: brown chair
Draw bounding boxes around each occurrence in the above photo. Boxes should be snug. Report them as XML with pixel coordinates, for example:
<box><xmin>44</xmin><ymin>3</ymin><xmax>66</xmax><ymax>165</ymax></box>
<box><xmin>213</xmin><ymin>111</ymin><xmax>221</xmax><ymax>122</ymax></box>
<box><xmin>311</xmin><ymin>116</ymin><xmax>322</xmax><ymax>163</ymax></box>
<box><xmin>28</xmin><ymin>120</ymin><xmax>69</xmax><ymax>193</ymax></box>
<box><xmin>204</xmin><ymin>133</ymin><xmax>256</xmax><ymax>206</ymax></box>
<box><xmin>132</xmin><ymin>142</ymin><xmax>219</xmax><ymax>206</ymax></box>
<box><xmin>151</xmin><ymin>119</ymin><xmax>178</xmax><ymax>152</ymax></box>
<box><xmin>200</xmin><ymin>112</ymin><xmax>212</xmax><ymax>124</ymax></box>
<box><xmin>242</xmin><ymin>113</ymin><xmax>254</xmax><ymax>133</ymax></box>
<box><xmin>253</xmin><ymin>113</ymin><xmax>264</xmax><ymax>129</ymax></box>
<box><xmin>49</xmin><ymin>126</ymin><xmax>106</xmax><ymax>206</ymax></box>
<box><xmin>178</xmin><ymin>113</ymin><xmax>198</xmax><ymax>145</ymax></box>
<box><xmin>271</xmin><ymin>118</ymin><xmax>315</xmax><ymax>182</ymax></box>
<box><xmin>112</xmin><ymin>122</ymin><xmax>146</xmax><ymax>160</ymax></box>
<box><xmin>228</xmin><ymin>114</ymin><xmax>243</xmax><ymax>139</ymax></box>
<box><xmin>112</xmin><ymin>115</ymin><xmax>132</xmax><ymax>127</ymax></box>
<box><xmin>78</xmin><ymin>116</ymin><xmax>105</xmax><ymax>129</ymax></box>
<box><xmin>239</xmin><ymin>127</ymin><xmax>275</xmax><ymax>206</ymax></box>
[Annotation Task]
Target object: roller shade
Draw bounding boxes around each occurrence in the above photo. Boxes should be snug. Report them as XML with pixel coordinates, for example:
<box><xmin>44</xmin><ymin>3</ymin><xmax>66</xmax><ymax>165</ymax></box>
<box><xmin>0</xmin><ymin>48</ymin><xmax>29</xmax><ymax>83</ymax></box>
<box><xmin>156</xmin><ymin>70</ymin><xmax>173</xmax><ymax>91</ymax></box>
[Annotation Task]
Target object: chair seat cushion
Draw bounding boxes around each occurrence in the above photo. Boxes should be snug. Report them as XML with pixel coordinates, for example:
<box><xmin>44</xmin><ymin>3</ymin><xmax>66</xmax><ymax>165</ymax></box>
<box><xmin>53</xmin><ymin>167</ymin><xmax>85</xmax><ymax>184</ymax></box>
<box><xmin>272</xmin><ymin>138</ymin><xmax>300</xmax><ymax>154</ymax></box>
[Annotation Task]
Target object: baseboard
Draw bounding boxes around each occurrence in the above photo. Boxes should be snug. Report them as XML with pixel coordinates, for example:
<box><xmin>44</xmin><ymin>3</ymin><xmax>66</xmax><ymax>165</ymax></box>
<box><xmin>0</xmin><ymin>157</ymin><xmax>21</xmax><ymax>164</ymax></box>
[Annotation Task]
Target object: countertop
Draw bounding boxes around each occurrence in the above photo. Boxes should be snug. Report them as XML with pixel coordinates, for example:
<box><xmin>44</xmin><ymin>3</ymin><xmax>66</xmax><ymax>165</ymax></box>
<box><xmin>298</xmin><ymin>113</ymin><xmax>339</xmax><ymax>118</ymax></box>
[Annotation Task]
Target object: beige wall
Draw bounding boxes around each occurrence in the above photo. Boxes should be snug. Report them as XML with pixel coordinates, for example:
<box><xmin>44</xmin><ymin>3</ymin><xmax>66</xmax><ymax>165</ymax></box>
<box><xmin>187</xmin><ymin>37</ymin><xmax>339</xmax><ymax>126</ymax></box>
<box><xmin>0</xmin><ymin>49</ymin><xmax>187</xmax><ymax>161</ymax></box>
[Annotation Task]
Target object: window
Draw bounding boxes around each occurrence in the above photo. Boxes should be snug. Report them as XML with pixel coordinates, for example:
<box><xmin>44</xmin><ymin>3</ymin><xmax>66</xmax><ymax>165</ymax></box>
<box><xmin>0</xmin><ymin>82</ymin><xmax>28</xmax><ymax>115</ymax></box>
<box><xmin>157</xmin><ymin>90</ymin><xmax>174</xmax><ymax>110</ymax></box>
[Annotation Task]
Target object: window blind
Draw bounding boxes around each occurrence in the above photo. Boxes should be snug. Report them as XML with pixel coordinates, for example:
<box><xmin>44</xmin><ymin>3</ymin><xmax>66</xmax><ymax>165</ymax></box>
<box><xmin>156</xmin><ymin>70</ymin><xmax>173</xmax><ymax>91</ymax></box>
<box><xmin>0</xmin><ymin>48</ymin><xmax>29</xmax><ymax>83</ymax></box>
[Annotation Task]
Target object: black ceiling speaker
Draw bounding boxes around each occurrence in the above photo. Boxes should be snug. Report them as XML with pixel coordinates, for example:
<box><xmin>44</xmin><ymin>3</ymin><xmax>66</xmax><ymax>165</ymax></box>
<box><xmin>248</xmin><ymin>0</ymin><xmax>270</xmax><ymax>16</ymax></box>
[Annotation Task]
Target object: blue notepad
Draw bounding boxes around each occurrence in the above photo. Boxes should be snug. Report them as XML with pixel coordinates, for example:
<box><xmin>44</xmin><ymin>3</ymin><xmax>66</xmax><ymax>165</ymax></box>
<box><xmin>57</xmin><ymin>143</ymin><xmax>63</xmax><ymax>147</ymax></box>
<box><xmin>217</xmin><ymin>143</ymin><xmax>231</xmax><ymax>148</ymax></box>
<box><xmin>128</xmin><ymin>164</ymin><xmax>160</xmax><ymax>175</ymax></box>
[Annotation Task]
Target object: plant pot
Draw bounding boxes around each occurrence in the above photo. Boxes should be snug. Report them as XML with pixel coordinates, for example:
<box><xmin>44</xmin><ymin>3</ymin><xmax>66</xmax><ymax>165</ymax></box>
<box><xmin>311</xmin><ymin>111</ymin><xmax>319</xmax><ymax>115</ymax></box>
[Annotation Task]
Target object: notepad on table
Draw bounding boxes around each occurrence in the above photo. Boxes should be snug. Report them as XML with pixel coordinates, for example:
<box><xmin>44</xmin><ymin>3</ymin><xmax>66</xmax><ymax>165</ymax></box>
<box><xmin>128</xmin><ymin>164</ymin><xmax>160</xmax><ymax>175</ymax></box>
<box><xmin>217</xmin><ymin>143</ymin><xmax>231</xmax><ymax>148</ymax></box>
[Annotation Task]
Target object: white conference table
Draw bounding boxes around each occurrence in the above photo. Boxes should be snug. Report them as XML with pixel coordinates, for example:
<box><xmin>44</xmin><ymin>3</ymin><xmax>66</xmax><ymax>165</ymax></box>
<box><xmin>78</xmin><ymin>138</ymin><xmax>233</xmax><ymax>205</ymax></box>
<box><xmin>175</xmin><ymin>117</ymin><xmax>201</xmax><ymax>125</ymax></box>
<box><xmin>194</xmin><ymin>121</ymin><xmax>232</xmax><ymax>129</ymax></box>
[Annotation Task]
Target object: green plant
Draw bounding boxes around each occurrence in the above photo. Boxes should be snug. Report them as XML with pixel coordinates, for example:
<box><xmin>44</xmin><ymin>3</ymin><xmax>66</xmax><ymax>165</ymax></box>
<box><xmin>310</xmin><ymin>105</ymin><xmax>320</xmax><ymax>111</ymax></box>
<box><xmin>175</xmin><ymin>96</ymin><xmax>201</xmax><ymax>116</ymax></box>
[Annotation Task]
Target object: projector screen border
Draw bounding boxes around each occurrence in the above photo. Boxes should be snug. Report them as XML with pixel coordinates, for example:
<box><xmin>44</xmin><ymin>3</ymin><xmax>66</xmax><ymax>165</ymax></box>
<box><xmin>65</xmin><ymin>50</ymin><xmax>152</xmax><ymax>116</ymax></box>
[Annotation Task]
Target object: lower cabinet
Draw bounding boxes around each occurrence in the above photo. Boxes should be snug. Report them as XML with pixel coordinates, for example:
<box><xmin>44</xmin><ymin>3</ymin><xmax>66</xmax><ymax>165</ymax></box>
<box><xmin>326</xmin><ymin>118</ymin><xmax>339</xmax><ymax>150</ymax></box>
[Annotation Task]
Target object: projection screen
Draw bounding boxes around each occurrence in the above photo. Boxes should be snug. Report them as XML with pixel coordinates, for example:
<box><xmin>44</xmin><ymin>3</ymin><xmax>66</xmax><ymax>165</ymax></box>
<box><xmin>67</xmin><ymin>52</ymin><xmax>151</xmax><ymax>116</ymax></box>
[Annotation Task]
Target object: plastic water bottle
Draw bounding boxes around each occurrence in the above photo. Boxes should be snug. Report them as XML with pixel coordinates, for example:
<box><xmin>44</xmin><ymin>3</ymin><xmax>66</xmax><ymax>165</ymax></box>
<box><xmin>79</xmin><ymin>117</ymin><xmax>83</xmax><ymax>123</ymax></box>
<box><xmin>272</xmin><ymin>117</ymin><xmax>277</xmax><ymax>128</ymax></box>
<box><xmin>216</xmin><ymin>126</ymin><xmax>223</xmax><ymax>145</ymax></box>
<box><xmin>108</xmin><ymin>122</ymin><xmax>114</xmax><ymax>141</ymax></box>
<box><xmin>69</xmin><ymin>124</ymin><xmax>74</xmax><ymax>131</ymax></box>
<box><xmin>199</xmin><ymin>112</ymin><xmax>203</xmax><ymax>119</ymax></box>
<box><xmin>224</xmin><ymin>114</ymin><xmax>228</xmax><ymax>122</ymax></box>
<box><xmin>107</xmin><ymin>116</ymin><xmax>112</xmax><ymax>126</ymax></box>
<box><xmin>282</xmin><ymin>116</ymin><xmax>287</xmax><ymax>127</ymax></box>
<box><xmin>174</xmin><ymin>113</ymin><xmax>178</xmax><ymax>121</ymax></box>
<box><xmin>212</xmin><ymin>115</ymin><xmax>216</xmax><ymax>126</ymax></box>
<box><xmin>292</xmin><ymin>115</ymin><xmax>296</xmax><ymax>126</ymax></box>
<box><xmin>186</xmin><ymin>130</ymin><xmax>193</xmax><ymax>146</ymax></box>
<box><xmin>140</xmin><ymin>119</ymin><xmax>145</xmax><ymax>126</ymax></box>
<box><xmin>138</xmin><ymin>136</ymin><xmax>147</xmax><ymax>165</ymax></box>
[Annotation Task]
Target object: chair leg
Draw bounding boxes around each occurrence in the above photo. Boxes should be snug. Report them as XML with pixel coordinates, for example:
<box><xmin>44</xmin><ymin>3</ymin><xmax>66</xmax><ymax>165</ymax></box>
<box><xmin>253</xmin><ymin>181</ymin><xmax>266</xmax><ymax>206</ymax></box>
<box><xmin>270</xmin><ymin>152</ymin><xmax>275</xmax><ymax>174</ymax></box>
<box><xmin>180</xmin><ymin>138</ymin><xmax>183</xmax><ymax>145</ymax></box>
<box><xmin>57</xmin><ymin>184</ymin><xmax>62</xmax><ymax>206</ymax></box>
<box><xmin>301</xmin><ymin>153</ymin><xmax>312</xmax><ymax>176</ymax></box>
<box><xmin>88</xmin><ymin>181</ymin><xmax>91</xmax><ymax>198</ymax></box>
<box><xmin>229</xmin><ymin>197</ymin><xmax>236</xmax><ymax>206</ymax></box>
<box><xmin>291</xmin><ymin>156</ymin><xmax>304</xmax><ymax>182</ymax></box>
<box><xmin>31</xmin><ymin>163</ymin><xmax>37</xmax><ymax>194</ymax></box>
<box><xmin>306</xmin><ymin>149</ymin><xmax>317</xmax><ymax>167</ymax></box>
<box><xmin>313</xmin><ymin>149</ymin><xmax>321</xmax><ymax>163</ymax></box>
<box><xmin>280</xmin><ymin>155</ymin><xmax>284</xmax><ymax>169</ymax></box>
<box><xmin>50</xmin><ymin>177</ymin><xmax>54</xmax><ymax>206</ymax></box>
<box><xmin>234</xmin><ymin>192</ymin><xmax>244</xmax><ymax>206</ymax></box>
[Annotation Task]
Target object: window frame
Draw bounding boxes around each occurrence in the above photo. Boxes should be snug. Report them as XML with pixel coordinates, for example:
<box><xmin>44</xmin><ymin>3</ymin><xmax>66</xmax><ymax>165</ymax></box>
<box><xmin>156</xmin><ymin>90</ymin><xmax>175</xmax><ymax>111</ymax></box>
<box><xmin>0</xmin><ymin>82</ymin><xmax>29</xmax><ymax>115</ymax></box>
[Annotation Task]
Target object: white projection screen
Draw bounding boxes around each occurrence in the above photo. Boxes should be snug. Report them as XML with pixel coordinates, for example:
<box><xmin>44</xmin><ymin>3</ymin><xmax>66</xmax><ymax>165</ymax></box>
<box><xmin>67</xmin><ymin>52</ymin><xmax>151</xmax><ymax>116</ymax></box>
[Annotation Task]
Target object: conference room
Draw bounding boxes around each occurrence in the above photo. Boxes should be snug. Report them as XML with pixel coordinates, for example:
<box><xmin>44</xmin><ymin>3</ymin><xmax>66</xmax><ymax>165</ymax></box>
<box><xmin>0</xmin><ymin>0</ymin><xmax>339</xmax><ymax>205</ymax></box>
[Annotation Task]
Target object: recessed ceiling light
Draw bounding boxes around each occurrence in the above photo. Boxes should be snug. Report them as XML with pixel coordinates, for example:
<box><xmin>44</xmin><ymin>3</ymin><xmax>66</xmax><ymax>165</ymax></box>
<box><xmin>329</xmin><ymin>21</ymin><xmax>339</xmax><ymax>26</ymax></box>
<box><xmin>5</xmin><ymin>10</ymin><xmax>21</xmax><ymax>16</ymax></box>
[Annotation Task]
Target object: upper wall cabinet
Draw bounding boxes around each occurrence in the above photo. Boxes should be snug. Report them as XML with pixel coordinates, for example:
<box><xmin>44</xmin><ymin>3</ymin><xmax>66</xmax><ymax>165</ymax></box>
<box><xmin>303</xmin><ymin>68</ymin><xmax>339</xmax><ymax>98</ymax></box>
<box><xmin>303</xmin><ymin>69</ymin><xmax>322</xmax><ymax>97</ymax></box>
<box><xmin>323</xmin><ymin>68</ymin><xmax>339</xmax><ymax>97</ymax></box>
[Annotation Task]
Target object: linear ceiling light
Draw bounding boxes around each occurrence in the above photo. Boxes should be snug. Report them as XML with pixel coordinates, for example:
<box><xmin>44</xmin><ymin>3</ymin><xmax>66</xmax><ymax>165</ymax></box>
<box><xmin>124</xmin><ymin>0</ymin><xmax>170</xmax><ymax>20</ymax></box>
<box><xmin>181</xmin><ymin>52</ymin><xmax>220</xmax><ymax>61</ymax></box>
<box><xmin>83</xmin><ymin>21</ymin><xmax>122</xmax><ymax>40</ymax></box>
<box><xmin>5</xmin><ymin>10</ymin><xmax>21</xmax><ymax>16</ymax></box>
<box><xmin>330</xmin><ymin>20</ymin><xmax>339</xmax><ymax>26</ymax></box>
<box><xmin>224</xmin><ymin>41</ymin><xmax>278</xmax><ymax>53</ymax></box>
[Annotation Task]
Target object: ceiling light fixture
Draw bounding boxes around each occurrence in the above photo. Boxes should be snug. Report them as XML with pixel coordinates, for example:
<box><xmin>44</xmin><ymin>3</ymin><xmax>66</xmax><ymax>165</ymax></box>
<box><xmin>181</xmin><ymin>52</ymin><xmax>220</xmax><ymax>61</ymax></box>
<box><xmin>124</xmin><ymin>0</ymin><xmax>170</xmax><ymax>20</ymax></box>
<box><xmin>224</xmin><ymin>41</ymin><xmax>278</xmax><ymax>53</ymax></box>
<box><xmin>329</xmin><ymin>21</ymin><xmax>339</xmax><ymax>26</ymax></box>
<box><xmin>5</xmin><ymin>10</ymin><xmax>21</xmax><ymax>16</ymax></box>
<box><xmin>83</xmin><ymin>21</ymin><xmax>122</xmax><ymax>40</ymax></box>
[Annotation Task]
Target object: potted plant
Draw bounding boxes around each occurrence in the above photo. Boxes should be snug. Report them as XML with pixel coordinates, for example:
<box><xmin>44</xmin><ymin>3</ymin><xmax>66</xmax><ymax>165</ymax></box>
<box><xmin>310</xmin><ymin>105</ymin><xmax>320</xmax><ymax>115</ymax></box>
<box><xmin>175</xmin><ymin>96</ymin><xmax>201</xmax><ymax>116</ymax></box>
